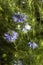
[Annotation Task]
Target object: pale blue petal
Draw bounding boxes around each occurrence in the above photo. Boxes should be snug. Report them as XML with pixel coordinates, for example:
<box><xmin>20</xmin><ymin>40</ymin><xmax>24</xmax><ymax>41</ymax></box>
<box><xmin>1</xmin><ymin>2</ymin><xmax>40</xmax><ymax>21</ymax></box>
<box><xmin>32</xmin><ymin>42</ymin><xmax>38</xmax><ymax>49</ymax></box>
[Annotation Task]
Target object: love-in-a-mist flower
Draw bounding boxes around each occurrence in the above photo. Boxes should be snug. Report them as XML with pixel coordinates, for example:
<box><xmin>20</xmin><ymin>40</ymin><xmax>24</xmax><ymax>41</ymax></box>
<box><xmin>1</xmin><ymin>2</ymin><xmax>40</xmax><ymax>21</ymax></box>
<box><xmin>4</xmin><ymin>31</ymin><xmax>18</xmax><ymax>42</ymax></box>
<box><xmin>25</xmin><ymin>23</ymin><xmax>31</xmax><ymax>30</ymax></box>
<box><xmin>13</xmin><ymin>12</ymin><xmax>26</xmax><ymax>23</ymax></box>
<box><xmin>28</xmin><ymin>42</ymin><xmax>38</xmax><ymax>49</ymax></box>
<box><xmin>22</xmin><ymin>23</ymin><xmax>31</xmax><ymax>33</ymax></box>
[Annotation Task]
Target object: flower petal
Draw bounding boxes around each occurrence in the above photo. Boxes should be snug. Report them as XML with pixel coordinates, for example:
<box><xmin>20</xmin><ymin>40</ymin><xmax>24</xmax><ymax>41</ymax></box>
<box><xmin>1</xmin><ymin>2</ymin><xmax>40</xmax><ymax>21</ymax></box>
<box><xmin>32</xmin><ymin>42</ymin><xmax>38</xmax><ymax>49</ymax></box>
<box><xmin>4</xmin><ymin>31</ymin><xmax>18</xmax><ymax>42</ymax></box>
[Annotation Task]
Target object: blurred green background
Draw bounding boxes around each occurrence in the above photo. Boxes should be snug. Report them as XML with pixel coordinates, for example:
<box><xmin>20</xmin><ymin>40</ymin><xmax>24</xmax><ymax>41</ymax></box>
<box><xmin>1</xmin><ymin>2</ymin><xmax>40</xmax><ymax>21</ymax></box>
<box><xmin>0</xmin><ymin>0</ymin><xmax>43</xmax><ymax>65</ymax></box>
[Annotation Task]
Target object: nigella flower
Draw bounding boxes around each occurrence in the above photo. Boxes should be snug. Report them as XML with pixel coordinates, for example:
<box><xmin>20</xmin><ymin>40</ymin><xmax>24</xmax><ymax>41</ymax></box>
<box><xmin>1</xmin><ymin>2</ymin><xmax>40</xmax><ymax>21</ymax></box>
<box><xmin>13</xmin><ymin>12</ymin><xmax>26</xmax><ymax>23</ymax></box>
<box><xmin>22</xmin><ymin>23</ymin><xmax>31</xmax><ymax>33</ymax></box>
<box><xmin>28</xmin><ymin>42</ymin><xmax>38</xmax><ymax>49</ymax></box>
<box><xmin>25</xmin><ymin>23</ymin><xmax>31</xmax><ymax>30</ymax></box>
<box><xmin>4</xmin><ymin>31</ymin><xmax>18</xmax><ymax>42</ymax></box>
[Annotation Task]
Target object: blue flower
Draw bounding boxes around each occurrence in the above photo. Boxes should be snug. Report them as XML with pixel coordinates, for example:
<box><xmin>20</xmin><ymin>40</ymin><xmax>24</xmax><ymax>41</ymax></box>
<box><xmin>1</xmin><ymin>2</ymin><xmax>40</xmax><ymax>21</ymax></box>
<box><xmin>13</xmin><ymin>13</ymin><xmax>26</xmax><ymax>23</ymax></box>
<box><xmin>4</xmin><ymin>31</ymin><xmax>18</xmax><ymax>42</ymax></box>
<box><xmin>28</xmin><ymin>42</ymin><xmax>38</xmax><ymax>49</ymax></box>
